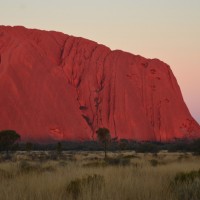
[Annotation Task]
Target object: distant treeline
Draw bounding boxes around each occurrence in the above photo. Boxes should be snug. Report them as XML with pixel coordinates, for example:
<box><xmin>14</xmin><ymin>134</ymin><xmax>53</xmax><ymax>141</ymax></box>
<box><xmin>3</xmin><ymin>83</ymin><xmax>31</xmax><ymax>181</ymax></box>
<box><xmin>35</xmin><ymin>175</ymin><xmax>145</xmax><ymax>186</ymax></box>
<box><xmin>1</xmin><ymin>138</ymin><xmax>200</xmax><ymax>154</ymax></box>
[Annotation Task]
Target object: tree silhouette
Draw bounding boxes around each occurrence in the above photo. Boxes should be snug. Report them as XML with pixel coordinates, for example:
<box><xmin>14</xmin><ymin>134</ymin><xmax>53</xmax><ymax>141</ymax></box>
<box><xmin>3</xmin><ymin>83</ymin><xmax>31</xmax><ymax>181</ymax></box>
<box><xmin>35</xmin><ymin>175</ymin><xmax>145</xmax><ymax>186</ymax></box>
<box><xmin>0</xmin><ymin>130</ymin><xmax>21</xmax><ymax>158</ymax></box>
<box><xmin>96</xmin><ymin>128</ymin><xmax>111</xmax><ymax>159</ymax></box>
<box><xmin>56</xmin><ymin>142</ymin><xmax>62</xmax><ymax>156</ymax></box>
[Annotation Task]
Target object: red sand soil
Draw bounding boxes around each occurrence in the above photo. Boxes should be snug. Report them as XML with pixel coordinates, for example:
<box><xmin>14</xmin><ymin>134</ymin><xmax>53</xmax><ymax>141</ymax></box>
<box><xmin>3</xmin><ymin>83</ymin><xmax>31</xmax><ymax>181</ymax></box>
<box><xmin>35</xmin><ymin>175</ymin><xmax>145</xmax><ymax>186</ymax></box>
<box><xmin>0</xmin><ymin>26</ymin><xmax>199</xmax><ymax>142</ymax></box>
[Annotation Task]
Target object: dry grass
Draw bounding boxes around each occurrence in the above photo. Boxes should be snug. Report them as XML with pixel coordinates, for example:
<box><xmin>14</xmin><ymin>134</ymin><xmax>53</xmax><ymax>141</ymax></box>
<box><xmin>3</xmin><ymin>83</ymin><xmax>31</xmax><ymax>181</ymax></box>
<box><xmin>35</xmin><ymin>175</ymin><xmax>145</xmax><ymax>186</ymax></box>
<box><xmin>0</xmin><ymin>151</ymin><xmax>200</xmax><ymax>200</ymax></box>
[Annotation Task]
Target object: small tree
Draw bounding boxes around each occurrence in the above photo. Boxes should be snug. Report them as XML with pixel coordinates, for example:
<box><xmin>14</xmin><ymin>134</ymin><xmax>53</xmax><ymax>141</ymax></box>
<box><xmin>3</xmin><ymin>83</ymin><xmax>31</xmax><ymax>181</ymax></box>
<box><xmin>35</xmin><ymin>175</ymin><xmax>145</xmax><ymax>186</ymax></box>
<box><xmin>96</xmin><ymin>128</ymin><xmax>111</xmax><ymax>159</ymax></box>
<box><xmin>56</xmin><ymin>142</ymin><xmax>62</xmax><ymax>156</ymax></box>
<box><xmin>0</xmin><ymin>130</ymin><xmax>21</xmax><ymax>158</ymax></box>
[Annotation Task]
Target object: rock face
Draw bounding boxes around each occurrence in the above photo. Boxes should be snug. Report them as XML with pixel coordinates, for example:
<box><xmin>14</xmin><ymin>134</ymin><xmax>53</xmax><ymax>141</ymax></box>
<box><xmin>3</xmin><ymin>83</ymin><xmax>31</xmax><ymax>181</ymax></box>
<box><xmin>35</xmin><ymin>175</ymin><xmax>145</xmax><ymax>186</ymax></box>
<box><xmin>0</xmin><ymin>26</ymin><xmax>199</xmax><ymax>142</ymax></box>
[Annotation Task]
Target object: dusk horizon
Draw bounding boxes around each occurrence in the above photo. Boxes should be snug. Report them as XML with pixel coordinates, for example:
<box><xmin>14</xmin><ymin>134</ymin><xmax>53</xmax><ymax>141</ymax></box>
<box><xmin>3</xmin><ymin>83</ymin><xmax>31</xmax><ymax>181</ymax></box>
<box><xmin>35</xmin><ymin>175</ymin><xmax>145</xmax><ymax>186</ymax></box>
<box><xmin>1</xmin><ymin>1</ymin><xmax>200</xmax><ymax>199</ymax></box>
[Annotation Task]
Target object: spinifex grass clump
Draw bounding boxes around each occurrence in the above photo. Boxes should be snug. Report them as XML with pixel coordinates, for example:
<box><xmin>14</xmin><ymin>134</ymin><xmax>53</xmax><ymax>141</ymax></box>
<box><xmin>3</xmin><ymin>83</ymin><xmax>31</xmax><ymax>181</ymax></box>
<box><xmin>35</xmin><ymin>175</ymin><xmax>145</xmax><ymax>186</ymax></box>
<box><xmin>0</xmin><ymin>168</ymin><xmax>13</xmax><ymax>179</ymax></box>
<box><xmin>66</xmin><ymin>174</ymin><xmax>105</xmax><ymax>200</ymax></box>
<box><xmin>18</xmin><ymin>161</ymin><xmax>55</xmax><ymax>174</ymax></box>
<box><xmin>106</xmin><ymin>157</ymin><xmax>131</xmax><ymax>166</ymax></box>
<box><xmin>149</xmin><ymin>159</ymin><xmax>159</xmax><ymax>167</ymax></box>
<box><xmin>171</xmin><ymin>170</ymin><xmax>200</xmax><ymax>200</ymax></box>
<box><xmin>174</xmin><ymin>170</ymin><xmax>200</xmax><ymax>183</ymax></box>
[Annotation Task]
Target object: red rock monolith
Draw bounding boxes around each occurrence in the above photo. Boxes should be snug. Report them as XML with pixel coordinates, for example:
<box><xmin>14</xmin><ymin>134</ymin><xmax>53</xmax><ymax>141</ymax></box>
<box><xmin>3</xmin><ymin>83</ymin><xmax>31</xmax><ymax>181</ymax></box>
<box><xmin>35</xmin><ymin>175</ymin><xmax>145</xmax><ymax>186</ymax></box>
<box><xmin>0</xmin><ymin>26</ymin><xmax>199</xmax><ymax>142</ymax></box>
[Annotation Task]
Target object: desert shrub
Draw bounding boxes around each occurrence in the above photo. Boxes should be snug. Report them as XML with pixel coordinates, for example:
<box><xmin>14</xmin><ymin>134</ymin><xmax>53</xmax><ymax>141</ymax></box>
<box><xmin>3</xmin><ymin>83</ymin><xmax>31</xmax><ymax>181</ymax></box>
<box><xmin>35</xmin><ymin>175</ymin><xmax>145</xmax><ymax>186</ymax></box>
<box><xmin>25</xmin><ymin>142</ymin><xmax>33</xmax><ymax>152</ymax></box>
<box><xmin>174</xmin><ymin>170</ymin><xmax>200</xmax><ymax>183</ymax></box>
<box><xmin>83</xmin><ymin>174</ymin><xmax>105</xmax><ymax>195</ymax></box>
<box><xmin>66</xmin><ymin>174</ymin><xmax>105</xmax><ymax>200</ymax></box>
<box><xmin>118</xmin><ymin>139</ymin><xmax>129</xmax><ymax>151</ymax></box>
<box><xmin>66</xmin><ymin>178</ymin><xmax>82</xmax><ymax>200</ymax></box>
<box><xmin>153</xmin><ymin>152</ymin><xmax>158</xmax><ymax>157</ymax></box>
<box><xmin>18</xmin><ymin>161</ymin><xmax>38</xmax><ymax>173</ymax></box>
<box><xmin>106</xmin><ymin>157</ymin><xmax>131</xmax><ymax>166</ymax></box>
<box><xmin>121</xmin><ymin>154</ymin><xmax>139</xmax><ymax>159</ymax></box>
<box><xmin>48</xmin><ymin>151</ymin><xmax>58</xmax><ymax>160</ymax></box>
<box><xmin>135</xmin><ymin>142</ymin><xmax>159</xmax><ymax>153</ymax></box>
<box><xmin>40</xmin><ymin>165</ymin><xmax>55</xmax><ymax>173</ymax></box>
<box><xmin>86</xmin><ymin>156</ymin><xmax>99</xmax><ymax>161</ymax></box>
<box><xmin>28</xmin><ymin>152</ymin><xmax>37</xmax><ymax>161</ymax></box>
<box><xmin>83</xmin><ymin>157</ymin><xmax>131</xmax><ymax>167</ymax></box>
<box><xmin>171</xmin><ymin>170</ymin><xmax>200</xmax><ymax>200</ymax></box>
<box><xmin>83</xmin><ymin>161</ymin><xmax>107</xmax><ymax>168</ymax></box>
<box><xmin>0</xmin><ymin>168</ymin><xmax>14</xmax><ymax>179</ymax></box>
<box><xmin>66</xmin><ymin>154</ymin><xmax>77</xmax><ymax>162</ymax></box>
<box><xmin>149</xmin><ymin>159</ymin><xmax>158</xmax><ymax>167</ymax></box>
<box><xmin>191</xmin><ymin>139</ymin><xmax>200</xmax><ymax>155</ymax></box>
<box><xmin>58</xmin><ymin>161</ymin><xmax>67</xmax><ymax>167</ymax></box>
<box><xmin>18</xmin><ymin>161</ymin><xmax>55</xmax><ymax>174</ymax></box>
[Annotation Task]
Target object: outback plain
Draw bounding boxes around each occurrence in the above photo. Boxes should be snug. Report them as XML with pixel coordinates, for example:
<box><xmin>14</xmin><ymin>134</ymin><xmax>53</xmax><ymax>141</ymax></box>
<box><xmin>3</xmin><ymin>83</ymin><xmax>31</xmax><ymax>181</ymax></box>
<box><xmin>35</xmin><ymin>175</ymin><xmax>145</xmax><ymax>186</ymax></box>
<box><xmin>1</xmin><ymin>150</ymin><xmax>200</xmax><ymax>200</ymax></box>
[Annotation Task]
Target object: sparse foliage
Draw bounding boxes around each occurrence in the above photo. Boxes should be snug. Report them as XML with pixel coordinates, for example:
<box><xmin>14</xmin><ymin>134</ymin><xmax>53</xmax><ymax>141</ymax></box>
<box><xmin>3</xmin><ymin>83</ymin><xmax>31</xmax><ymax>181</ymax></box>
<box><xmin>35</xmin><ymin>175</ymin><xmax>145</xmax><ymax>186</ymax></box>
<box><xmin>0</xmin><ymin>130</ymin><xmax>20</xmax><ymax>158</ymax></box>
<box><xmin>96</xmin><ymin>128</ymin><xmax>111</xmax><ymax>159</ymax></box>
<box><xmin>56</xmin><ymin>142</ymin><xmax>62</xmax><ymax>156</ymax></box>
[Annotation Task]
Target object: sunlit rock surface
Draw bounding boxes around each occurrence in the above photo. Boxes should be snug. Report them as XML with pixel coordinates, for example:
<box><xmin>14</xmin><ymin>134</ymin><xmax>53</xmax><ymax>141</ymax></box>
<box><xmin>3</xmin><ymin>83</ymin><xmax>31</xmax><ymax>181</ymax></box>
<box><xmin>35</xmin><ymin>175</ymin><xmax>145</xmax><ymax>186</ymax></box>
<box><xmin>0</xmin><ymin>26</ymin><xmax>199</xmax><ymax>142</ymax></box>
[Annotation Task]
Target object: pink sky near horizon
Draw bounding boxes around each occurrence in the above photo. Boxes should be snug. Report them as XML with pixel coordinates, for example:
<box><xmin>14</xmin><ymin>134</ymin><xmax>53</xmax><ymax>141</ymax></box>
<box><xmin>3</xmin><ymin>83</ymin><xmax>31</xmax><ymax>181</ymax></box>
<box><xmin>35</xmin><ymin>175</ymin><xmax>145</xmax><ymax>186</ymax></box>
<box><xmin>0</xmin><ymin>0</ymin><xmax>200</xmax><ymax>123</ymax></box>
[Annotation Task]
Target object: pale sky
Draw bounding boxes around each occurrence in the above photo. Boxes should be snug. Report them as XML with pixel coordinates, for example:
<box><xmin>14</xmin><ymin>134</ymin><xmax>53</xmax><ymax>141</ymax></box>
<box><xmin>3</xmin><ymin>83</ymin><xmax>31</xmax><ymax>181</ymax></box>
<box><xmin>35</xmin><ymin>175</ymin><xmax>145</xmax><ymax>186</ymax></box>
<box><xmin>0</xmin><ymin>0</ymin><xmax>200</xmax><ymax>123</ymax></box>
